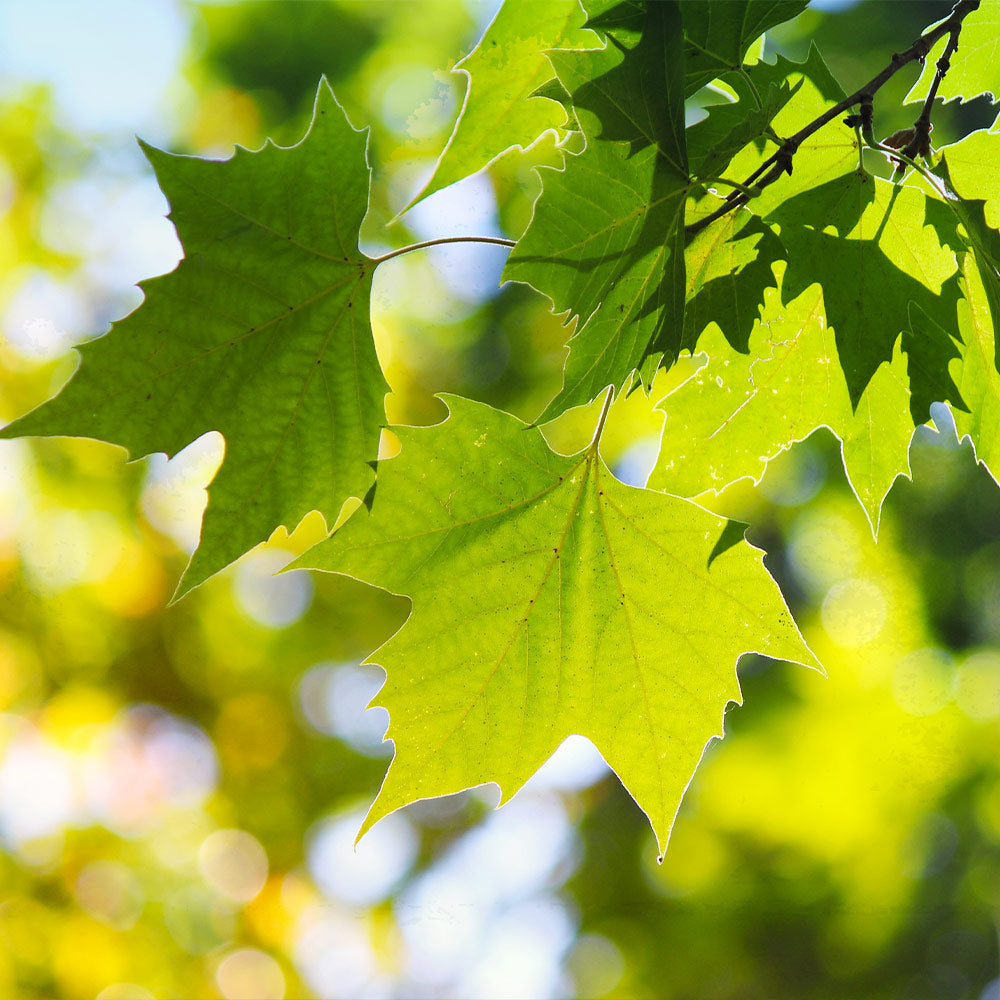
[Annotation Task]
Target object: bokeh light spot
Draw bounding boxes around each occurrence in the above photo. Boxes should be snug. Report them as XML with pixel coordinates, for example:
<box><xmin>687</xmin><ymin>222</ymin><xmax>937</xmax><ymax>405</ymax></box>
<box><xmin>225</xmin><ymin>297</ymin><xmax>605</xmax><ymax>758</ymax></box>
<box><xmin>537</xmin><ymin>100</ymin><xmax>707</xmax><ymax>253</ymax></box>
<box><xmin>567</xmin><ymin>933</ymin><xmax>626</xmax><ymax>999</ymax></box>
<box><xmin>893</xmin><ymin>648</ymin><xmax>954</xmax><ymax>716</ymax></box>
<box><xmin>233</xmin><ymin>548</ymin><xmax>312</xmax><ymax>628</ymax></box>
<box><xmin>953</xmin><ymin>650</ymin><xmax>1000</xmax><ymax>721</ymax></box>
<box><xmin>90</xmin><ymin>705</ymin><xmax>218</xmax><ymax>834</ymax></box>
<box><xmin>74</xmin><ymin>860</ymin><xmax>145</xmax><ymax>929</ymax></box>
<box><xmin>198</xmin><ymin>828</ymin><xmax>269</xmax><ymax>904</ymax></box>
<box><xmin>141</xmin><ymin>432</ymin><xmax>224</xmax><ymax>553</ymax></box>
<box><xmin>216</xmin><ymin>947</ymin><xmax>286</xmax><ymax>1000</ymax></box>
<box><xmin>821</xmin><ymin>578</ymin><xmax>886</xmax><ymax>646</ymax></box>
<box><xmin>95</xmin><ymin>986</ymin><xmax>156</xmax><ymax>1000</ymax></box>
<box><xmin>789</xmin><ymin>512</ymin><xmax>861</xmax><ymax>591</ymax></box>
<box><xmin>294</xmin><ymin>906</ymin><xmax>378</xmax><ymax>1000</ymax></box>
<box><xmin>307</xmin><ymin>807</ymin><xmax>417</xmax><ymax>907</ymax></box>
<box><xmin>298</xmin><ymin>661</ymin><xmax>390</xmax><ymax>757</ymax></box>
<box><xmin>456</xmin><ymin>896</ymin><xmax>576</xmax><ymax>1000</ymax></box>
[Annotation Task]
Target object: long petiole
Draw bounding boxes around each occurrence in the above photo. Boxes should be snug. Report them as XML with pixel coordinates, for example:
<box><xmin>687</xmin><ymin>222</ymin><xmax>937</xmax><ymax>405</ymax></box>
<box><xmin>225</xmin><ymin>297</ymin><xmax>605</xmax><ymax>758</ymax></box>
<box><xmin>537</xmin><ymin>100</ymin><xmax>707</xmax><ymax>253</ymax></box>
<box><xmin>373</xmin><ymin>235</ymin><xmax>516</xmax><ymax>265</ymax></box>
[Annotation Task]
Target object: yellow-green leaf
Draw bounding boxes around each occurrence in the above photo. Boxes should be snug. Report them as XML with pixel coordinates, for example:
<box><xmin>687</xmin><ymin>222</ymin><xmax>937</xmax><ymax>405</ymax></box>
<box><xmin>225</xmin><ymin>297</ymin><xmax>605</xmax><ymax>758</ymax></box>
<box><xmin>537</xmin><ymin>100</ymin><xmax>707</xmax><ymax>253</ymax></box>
<box><xmin>298</xmin><ymin>394</ymin><xmax>819</xmax><ymax>854</ymax></box>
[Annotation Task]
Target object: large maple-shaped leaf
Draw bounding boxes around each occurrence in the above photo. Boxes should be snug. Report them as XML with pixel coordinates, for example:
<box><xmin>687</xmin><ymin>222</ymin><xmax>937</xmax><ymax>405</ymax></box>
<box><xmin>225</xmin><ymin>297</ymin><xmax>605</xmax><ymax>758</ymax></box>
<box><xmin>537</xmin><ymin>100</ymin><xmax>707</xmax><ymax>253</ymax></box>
<box><xmin>1</xmin><ymin>83</ymin><xmax>388</xmax><ymax>598</ymax></box>
<box><xmin>679</xmin><ymin>0</ymin><xmax>810</xmax><ymax>97</ymax></box>
<box><xmin>406</xmin><ymin>0</ymin><xmax>598</xmax><ymax>210</ymax></box>
<box><xmin>506</xmin><ymin>0</ymin><xmax>689</xmax><ymax>422</ymax></box>
<box><xmin>298</xmin><ymin>395</ymin><xmax>818</xmax><ymax>854</ymax></box>
<box><xmin>906</xmin><ymin>0</ymin><xmax>1000</xmax><ymax>106</ymax></box>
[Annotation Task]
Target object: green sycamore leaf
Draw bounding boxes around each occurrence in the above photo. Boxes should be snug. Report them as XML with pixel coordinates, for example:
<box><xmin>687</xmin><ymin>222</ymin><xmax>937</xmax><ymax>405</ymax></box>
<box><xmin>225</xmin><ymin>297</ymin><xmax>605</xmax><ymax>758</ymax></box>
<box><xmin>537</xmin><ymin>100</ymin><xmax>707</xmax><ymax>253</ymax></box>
<box><xmin>904</xmin><ymin>300</ymin><xmax>968</xmax><ymax>422</ymax></box>
<box><xmin>906</xmin><ymin>0</ymin><xmax>1000</xmax><ymax>106</ymax></box>
<box><xmin>679</xmin><ymin>0</ymin><xmax>810</xmax><ymax>97</ymax></box>
<box><xmin>683</xmin><ymin>46</ymin><xmax>847</xmax><ymax>354</ymax></box>
<box><xmin>704</xmin><ymin>43</ymin><xmax>851</xmax><ymax>220</ymax></box>
<box><xmin>931</xmin><ymin>123</ymin><xmax>1000</xmax><ymax>206</ymax></box>
<box><xmin>405</xmin><ymin>0</ymin><xmax>599</xmax><ymax>210</ymax></box>
<box><xmin>651</xmin><ymin>283</ymin><xmax>915</xmax><ymax>532</ymax></box>
<box><xmin>686</xmin><ymin>57</ymin><xmax>802</xmax><ymax>179</ymax></box>
<box><xmin>570</xmin><ymin>1</ymin><xmax>687</xmax><ymax>162</ymax></box>
<box><xmin>685</xmin><ymin>43</ymin><xmax>841</xmax><ymax>188</ymax></box>
<box><xmin>925</xmin><ymin>137</ymin><xmax>1000</xmax><ymax>487</ymax></box>
<box><xmin>683</xmin><ymin>203</ymin><xmax>784</xmax><ymax>354</ymax></box>
<box><xmin>926</xmin><ymin>155</ymin><xmax>1000</xmax><ymax>370</ymax></box>
<box><xmin>769</xmin><ymin>171</ymin><xmax>961</xmax><ymax>412</ymax></box>
<box><xmin>1</xmin><ymin>82</ymin><xmax>388</xmax><ymax>598</ymax></box>
<box><xmin>505</xmin><ymin>0</ymin><xmax>690</xmax><ymax>422</ymax></box>
<box><xmin>581</xmin><ymin>0</ymin><xmax>643</xmax><ymax>31</ymax></box>
<box><xmin>297</xmin><ymin>394</ymin><xmax>819</xmax><ymax>854</ymax></box>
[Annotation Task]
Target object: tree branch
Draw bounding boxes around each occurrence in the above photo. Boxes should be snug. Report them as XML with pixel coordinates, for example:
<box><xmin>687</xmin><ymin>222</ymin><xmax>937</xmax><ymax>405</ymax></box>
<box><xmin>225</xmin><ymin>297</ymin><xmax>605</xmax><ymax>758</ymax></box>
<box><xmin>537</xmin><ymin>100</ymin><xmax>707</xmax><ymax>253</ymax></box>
<box><xmin>685</xmin><ymin>0</ymin><xmax>980</xmax><ymax>238</ymax></box>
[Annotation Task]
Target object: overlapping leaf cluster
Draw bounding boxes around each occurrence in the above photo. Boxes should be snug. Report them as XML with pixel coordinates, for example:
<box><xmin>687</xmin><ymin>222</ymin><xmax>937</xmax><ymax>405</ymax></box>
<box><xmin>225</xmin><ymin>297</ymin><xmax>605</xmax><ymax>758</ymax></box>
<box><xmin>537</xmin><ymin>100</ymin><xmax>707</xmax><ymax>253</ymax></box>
<box><xmin>7</xmin><ymin>0</ymin><xmax>1000</xmax><ymax>852</ymax></box>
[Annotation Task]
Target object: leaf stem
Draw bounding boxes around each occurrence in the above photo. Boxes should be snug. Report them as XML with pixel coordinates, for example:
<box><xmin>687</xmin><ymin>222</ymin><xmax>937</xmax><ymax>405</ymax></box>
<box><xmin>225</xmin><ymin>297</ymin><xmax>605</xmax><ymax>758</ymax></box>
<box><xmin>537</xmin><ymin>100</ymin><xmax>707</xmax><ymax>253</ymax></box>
<box><xmin>853</xmin><ymin>125</ymin><xmax>866</xmax><ymax>173</ymax></box>
<box><xmin>589</xmin><ymin>388</ymin><xmax>614</xmax><ymax>455</ymax></box>
<box><xmin>738</xmin><ymin>65</ymin><xmax>764</xmax><ymax>111</ymax></box>
<box><xmin>700</xmin><ymin>176</ymin><xmax>762</xmax><ymax>198</ymax></box>
<box><xmin>685</xmin><ymin>0</ymin><xmax>981</xmax><ymax>237</ymax></box>
<box><xmin>373</xmin><ymin>235</ymin><xmax>516</xmax><ymax>264</ymax></box>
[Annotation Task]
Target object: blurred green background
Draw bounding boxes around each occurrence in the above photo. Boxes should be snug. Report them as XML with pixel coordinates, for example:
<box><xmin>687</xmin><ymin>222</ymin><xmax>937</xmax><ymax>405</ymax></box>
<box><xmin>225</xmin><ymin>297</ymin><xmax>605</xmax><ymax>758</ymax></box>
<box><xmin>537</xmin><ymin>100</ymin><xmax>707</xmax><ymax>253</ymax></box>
<box><xmin>0</xmin><ymin>1</ymin><xmax>999</xmax><ymax>997</ymax></box>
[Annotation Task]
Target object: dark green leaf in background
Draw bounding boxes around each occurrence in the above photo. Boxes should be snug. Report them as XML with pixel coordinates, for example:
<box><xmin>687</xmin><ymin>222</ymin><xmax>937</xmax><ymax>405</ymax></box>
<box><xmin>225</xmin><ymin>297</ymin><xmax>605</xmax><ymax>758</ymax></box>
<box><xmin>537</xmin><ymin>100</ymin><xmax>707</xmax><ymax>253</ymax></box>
<box><xmin>769</xmin><ymin>171</ymin><xmax>961</xmax><ymax>414</ymax></box>
<box><xmin>507</xmin><ymin>0</ymin><xmax>689</xmax><ymax>422</ymax></box>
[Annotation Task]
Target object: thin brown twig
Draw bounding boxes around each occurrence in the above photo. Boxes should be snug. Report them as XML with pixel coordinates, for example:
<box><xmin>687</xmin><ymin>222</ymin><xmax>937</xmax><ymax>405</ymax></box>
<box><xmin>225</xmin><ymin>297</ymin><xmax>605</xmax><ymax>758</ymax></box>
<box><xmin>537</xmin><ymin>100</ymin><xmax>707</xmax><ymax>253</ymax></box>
<box><xmin>686</xmin><ymin>0</ymin><xmax>981</xmax><ymax>238</ymax></box>
<box><xmin>898</xmin><ymin>18</ymin><xmax>965</xmax><ymax>165</ymax></box>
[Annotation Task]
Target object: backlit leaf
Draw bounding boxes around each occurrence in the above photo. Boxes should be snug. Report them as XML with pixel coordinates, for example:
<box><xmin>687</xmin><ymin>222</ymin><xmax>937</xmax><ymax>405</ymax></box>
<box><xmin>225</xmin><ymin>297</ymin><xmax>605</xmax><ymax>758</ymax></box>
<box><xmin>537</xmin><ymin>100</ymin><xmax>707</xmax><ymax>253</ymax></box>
<box><xmin>906</xmin><ymin>0</ymin><xmax>1000</xmax><ymax>106</ymax></box>
<box><xmin>299</xmin><ymin>394</ymin><xmax>819</xmax><ymax>854</ymax></box>
<box><xmin>770</xmin><ymin>172</ymin><xmax>960</xmax><ymax>411</ymax></box>
<box><xmin>651</xmin><ymin>284</ymin><xmax>916</xmax><ymax>532</ymax></box>
<box><xmin>950</xmin><ymin>252</ymin><xmax>1000</xmax><ymax>483</ymax></box>
<box><xmin>506</xmin><ymin>0</ymin><xmax>689</xmax><ymax>421</ymax></box>
<box><xmin>1</xmin><ymin>83</ymin><xmax>387</xmax><ymax>598</ymax></box>
<box><xmin>407</xmin><ymin>0</ymin><xmax>598</xmax><ymax>209</ymax></box>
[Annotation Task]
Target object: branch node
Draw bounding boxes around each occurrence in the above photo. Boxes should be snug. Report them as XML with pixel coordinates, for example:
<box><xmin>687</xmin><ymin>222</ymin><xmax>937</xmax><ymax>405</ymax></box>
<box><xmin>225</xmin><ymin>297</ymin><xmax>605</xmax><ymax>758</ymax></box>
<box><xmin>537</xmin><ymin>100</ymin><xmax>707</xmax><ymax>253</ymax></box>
<box><xmin>686</xmin><ymin>0</ymin><xmax>980</xmax><ymax>231</ymax></box>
